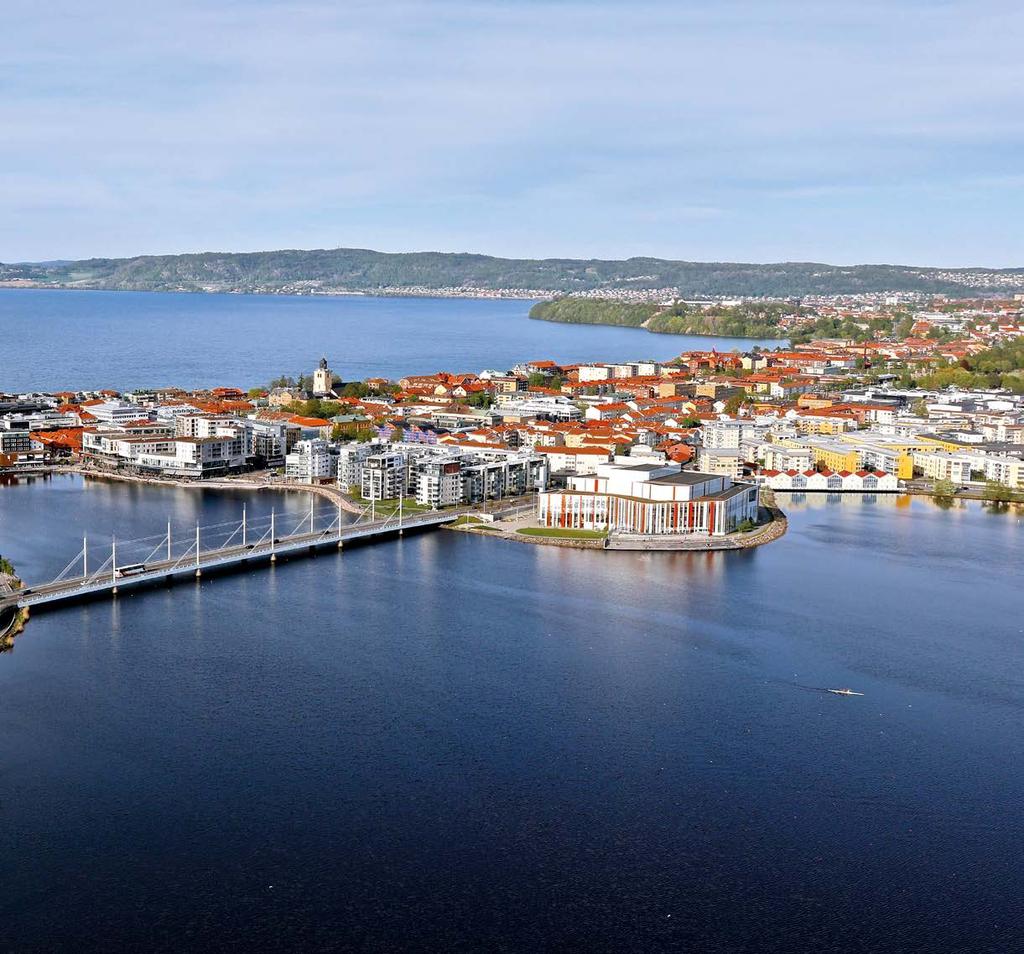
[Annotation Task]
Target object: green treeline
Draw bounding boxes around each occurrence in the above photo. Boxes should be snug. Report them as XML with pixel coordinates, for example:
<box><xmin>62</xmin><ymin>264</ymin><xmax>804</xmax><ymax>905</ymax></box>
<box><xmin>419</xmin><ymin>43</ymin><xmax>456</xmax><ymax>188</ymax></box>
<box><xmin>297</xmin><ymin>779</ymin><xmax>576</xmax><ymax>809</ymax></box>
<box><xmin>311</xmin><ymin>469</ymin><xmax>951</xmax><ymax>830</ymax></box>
<box><xmin>529</xmin><ymin>298</ymin><xmax>796</xmax><ymax>338</ymax></box>
<box><xmin>528</xmin><ymin>299</ymin><xmax>658</xmax><ymax>328</ymax></box>
<box><xmin>645</xmin><ymin>301</ymin><xmax>795</xmax><ymax>338</ymax></box>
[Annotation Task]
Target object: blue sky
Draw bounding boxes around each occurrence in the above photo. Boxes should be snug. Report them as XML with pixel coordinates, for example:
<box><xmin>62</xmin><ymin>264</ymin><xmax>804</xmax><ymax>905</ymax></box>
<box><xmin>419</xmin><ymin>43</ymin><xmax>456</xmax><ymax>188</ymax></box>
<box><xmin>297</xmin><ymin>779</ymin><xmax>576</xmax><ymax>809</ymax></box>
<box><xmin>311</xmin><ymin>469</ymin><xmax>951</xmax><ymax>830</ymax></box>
<box><xmin>2</xmin><ymin>0</ymin><xmax>1022</xmax><ymax>266</ymax></box>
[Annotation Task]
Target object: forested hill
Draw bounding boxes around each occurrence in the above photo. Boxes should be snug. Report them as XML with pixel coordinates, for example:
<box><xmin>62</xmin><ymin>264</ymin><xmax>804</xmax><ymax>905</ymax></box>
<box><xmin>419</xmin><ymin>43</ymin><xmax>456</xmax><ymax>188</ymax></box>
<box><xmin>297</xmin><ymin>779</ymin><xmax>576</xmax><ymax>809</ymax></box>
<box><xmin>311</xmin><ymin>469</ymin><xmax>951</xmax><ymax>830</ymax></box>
<box><xmin>1</xmin><ymin>247</ymin><xmax>1022</xmax><ymax>297</ymax></box>
<box><xmin>529</xmin><ymin>298</ymin><xmax>796</xmax><ymax>339</ymax></box>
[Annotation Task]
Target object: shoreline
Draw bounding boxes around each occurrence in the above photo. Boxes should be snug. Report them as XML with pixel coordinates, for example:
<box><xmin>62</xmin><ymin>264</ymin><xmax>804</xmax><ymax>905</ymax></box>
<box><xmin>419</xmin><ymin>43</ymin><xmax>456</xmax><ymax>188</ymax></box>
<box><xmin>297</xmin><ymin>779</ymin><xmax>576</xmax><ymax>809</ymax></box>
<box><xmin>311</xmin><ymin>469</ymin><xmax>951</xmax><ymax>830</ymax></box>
<box><xmin>0</xmin><ymin>606</ymin><xmax>28</xmax><ymax>651</ymax></box>
<box><xmin>0</xmin><ymin>284</ymin><xmax>545</xmax><ymax>302</ymax></box>
<box><xmin>448</xmin><ymin>490</ymin><xmax>787</xmax><ymax>552</ymax></box>
<box><xmin>527</xmin><ymin>313</ymin><xmax>789</xmax><ymax>343</ymax></box>
<box><xmin>9</xmin><ymin>464</ymin><xmax>369</xmax><ymax>514</ymax></box>
<box><xmin>72</xmin><ymin>467</ymin><xmax>369</xmax><ymax>513</ymax></box>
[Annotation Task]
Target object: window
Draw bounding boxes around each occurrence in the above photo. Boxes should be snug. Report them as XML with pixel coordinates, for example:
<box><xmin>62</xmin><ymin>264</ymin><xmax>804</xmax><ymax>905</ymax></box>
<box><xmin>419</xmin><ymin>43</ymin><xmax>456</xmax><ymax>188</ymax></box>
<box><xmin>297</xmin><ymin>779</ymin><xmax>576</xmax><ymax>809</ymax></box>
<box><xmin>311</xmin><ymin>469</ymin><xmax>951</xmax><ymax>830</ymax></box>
<box><xmin>792</xmin><ymin>475</ymin><xmax>807</xmax><ymax>489</ymax></box>
<box><xmin>827</xmin><ymin>475</ymin><xmax>843</xmax><ymax>490</ymax></box>
<box><xmin>863</xmin><ymin>475</ymin><xmax>877</xmax><ymax>490</ymax></box>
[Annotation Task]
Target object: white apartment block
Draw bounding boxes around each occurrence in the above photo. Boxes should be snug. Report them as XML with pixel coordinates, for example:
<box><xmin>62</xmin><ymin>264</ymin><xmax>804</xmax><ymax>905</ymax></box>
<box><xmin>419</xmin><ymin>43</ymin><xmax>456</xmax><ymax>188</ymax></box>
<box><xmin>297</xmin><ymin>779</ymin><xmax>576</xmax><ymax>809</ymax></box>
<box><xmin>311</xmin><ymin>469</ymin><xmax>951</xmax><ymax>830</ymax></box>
<box><xmin>361</xmin><ymin>451</ymin><xmax>407</xmax><ymax>500</ymax></box>
<box><xmin>336</xmin><ymin>441</ymin><xmax>387</xmax><ymax>490</ymax></box>
<box><xmin>82</xmin><ymin>431</ymin><xmax>248</xmax><ymax>477</ymax></box>
<box><xmin>285</xmin><ymin>439</ymin><xmax>337</xmax><ymax>484</ymax></box>
<box><xmin>88</xmin><ymin>401</ymin><xmax>150</xmax><ymax>426</ymax></box>
<box><xmin>968</xmin><ymin>453</ymin><xmax>1024</xmax><ymax>489</ymax></box>
<box><xmin>702</xmin><ymin>420</ymin><xmax>769</xmax><ymax>449</ymax></box>
<box><xmin>912</xmin><ymin>451</ymin><xmax>974</xmax><ymax>484</ymax></box>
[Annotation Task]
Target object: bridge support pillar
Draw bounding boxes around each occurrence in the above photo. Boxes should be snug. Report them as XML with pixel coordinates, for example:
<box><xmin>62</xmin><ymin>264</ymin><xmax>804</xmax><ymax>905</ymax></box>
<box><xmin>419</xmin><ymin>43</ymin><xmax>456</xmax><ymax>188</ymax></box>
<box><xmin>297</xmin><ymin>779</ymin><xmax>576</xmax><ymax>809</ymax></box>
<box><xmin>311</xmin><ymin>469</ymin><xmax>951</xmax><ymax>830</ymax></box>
<box><xmin>270</xmin><ymin>553</ymin><xmax>277</xmax><ymax>563</ymax></box>
<box><xmin>195</xmin><ymin>569</ymin><xmax>202</xmax><ymax>578</ymax></box>
<box><xmin>111</xmin><ymin>585</ymin><xmax>118</xmax><ymax>596</ymax></box>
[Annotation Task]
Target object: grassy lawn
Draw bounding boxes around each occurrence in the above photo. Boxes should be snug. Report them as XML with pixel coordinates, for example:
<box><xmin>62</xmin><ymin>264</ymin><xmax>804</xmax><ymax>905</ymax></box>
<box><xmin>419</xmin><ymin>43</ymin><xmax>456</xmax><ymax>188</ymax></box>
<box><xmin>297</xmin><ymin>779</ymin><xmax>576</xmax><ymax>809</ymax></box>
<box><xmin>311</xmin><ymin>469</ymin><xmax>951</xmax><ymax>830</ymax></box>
<box><xmin>365</xmin><ymin>497</ymin><xmax>436</xmax><ymax>517</ymax></box>
<box><xmin>450</xmin><ymin>515</ymin><xmax>484</xmax><ymax>526</ymax></box>
<box><xmin>517</xmin><ymin>527</ymin><xmax>607</xmax><ymax>540</ymax></box>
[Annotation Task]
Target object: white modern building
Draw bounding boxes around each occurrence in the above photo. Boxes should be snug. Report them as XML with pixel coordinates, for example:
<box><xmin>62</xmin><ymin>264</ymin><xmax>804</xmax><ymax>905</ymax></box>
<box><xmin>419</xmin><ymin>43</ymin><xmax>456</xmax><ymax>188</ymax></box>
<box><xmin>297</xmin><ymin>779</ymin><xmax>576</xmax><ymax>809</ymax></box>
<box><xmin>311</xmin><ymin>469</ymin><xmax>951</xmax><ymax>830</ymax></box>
<box><xmin>912</xmin><ymin>451</ymin><xmax>975</xmax><ymax>484</ymax></box>
<box><xmin>336</xmin><ymin>441</ymin><xmax>387</xmax><ymax>491</ymax></box>
<box><xmin>537</xmin><ymin>460</ymin><xmax>759</xmax><ymax>536</ymax></box>
<box><xmin>493</xmin><ymin>395</ymin><xmax>583</xmax><ymax>423</ymax></box>
<box><xmin>88</xmin><ymin>401</ymin><xmax>150</xmax><ymax>426</ymax></box>
<box><xmin>82</xmin><ymin>430</ymin><xmax>249</xmax><ymax>477</ymax></box>
<box><xmin>285</xmin><ymin>438</ymin><xmax>337</xmax><ymax>483</ymax></box>
<box><xmin>361</xmin><ymin>451</ymin><xmax>407</xmax><ymax>500</ymax></box>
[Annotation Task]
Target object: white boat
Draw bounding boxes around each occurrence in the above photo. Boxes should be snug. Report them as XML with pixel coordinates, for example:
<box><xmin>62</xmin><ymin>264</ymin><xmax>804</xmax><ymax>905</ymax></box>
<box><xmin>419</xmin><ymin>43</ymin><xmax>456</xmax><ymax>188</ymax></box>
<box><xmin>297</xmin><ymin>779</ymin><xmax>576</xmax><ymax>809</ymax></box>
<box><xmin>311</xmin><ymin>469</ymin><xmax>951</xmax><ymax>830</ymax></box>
<box><xmin>826</xmin><ymin>688</ymin><xmax>863</xmax><ymax>696</ymax></box>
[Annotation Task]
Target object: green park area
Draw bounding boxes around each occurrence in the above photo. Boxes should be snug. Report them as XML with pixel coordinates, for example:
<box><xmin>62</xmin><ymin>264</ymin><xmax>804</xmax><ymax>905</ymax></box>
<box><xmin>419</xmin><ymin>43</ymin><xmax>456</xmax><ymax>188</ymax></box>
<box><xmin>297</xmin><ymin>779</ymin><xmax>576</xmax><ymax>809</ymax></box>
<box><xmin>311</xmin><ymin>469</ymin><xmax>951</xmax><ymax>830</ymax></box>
<box><xmin>516</xmin><ymin>527</ymin><xmax>608</xmax><ymax>540</ymax></box>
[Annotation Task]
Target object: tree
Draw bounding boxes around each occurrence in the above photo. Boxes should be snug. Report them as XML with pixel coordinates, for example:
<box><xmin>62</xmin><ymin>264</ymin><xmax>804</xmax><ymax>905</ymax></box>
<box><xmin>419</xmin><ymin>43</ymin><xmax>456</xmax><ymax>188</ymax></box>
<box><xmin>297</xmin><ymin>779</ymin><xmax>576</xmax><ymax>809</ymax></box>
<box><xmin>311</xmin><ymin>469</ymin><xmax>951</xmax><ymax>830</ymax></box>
<box><xmin>331</xmin><ymin>423</ymin><xmax>364</xmax><ymax>442</ymax></box>
<box><xmin>724</xmin><ymin>393</ymin><xmax>746</xmax><ymax>415</ymax></box>
<box><xmin>247</xmin><ymin>387</ymin><xmax>265</xmax><ymax>398</ymax></box>
<box><xmin>465</xmin><ymin>392</ymin><xmax>493</xmax><ymax>408</ymax></box>
<box><xmin>527</xmin><ymin>372</ymin><xmax>550</xmax><ymax>387</ymax></box>
<box><xmin>983</xmin><ymin>480</ymin><xmax>1017</xmax><ymax>503</ymax></box>
<box><xmin>341</xmin><ymin>382</ymin><xmax>369</xmax><ymax>399</ymax></box>
<box><xmin>933</xmin><ymin>478</ymin><xmax>955</xmax><ymax>499</ymax></box>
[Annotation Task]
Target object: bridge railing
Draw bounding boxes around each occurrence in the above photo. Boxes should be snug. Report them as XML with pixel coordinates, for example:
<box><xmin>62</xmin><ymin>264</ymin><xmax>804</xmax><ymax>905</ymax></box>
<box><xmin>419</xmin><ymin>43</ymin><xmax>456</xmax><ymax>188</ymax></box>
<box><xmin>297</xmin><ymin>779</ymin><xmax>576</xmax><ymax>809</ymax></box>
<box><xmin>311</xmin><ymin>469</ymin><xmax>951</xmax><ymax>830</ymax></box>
<box><xmin>16</xmin><ymin>491</ymin><xmax>538</xmax><ymax>601</ymax></box>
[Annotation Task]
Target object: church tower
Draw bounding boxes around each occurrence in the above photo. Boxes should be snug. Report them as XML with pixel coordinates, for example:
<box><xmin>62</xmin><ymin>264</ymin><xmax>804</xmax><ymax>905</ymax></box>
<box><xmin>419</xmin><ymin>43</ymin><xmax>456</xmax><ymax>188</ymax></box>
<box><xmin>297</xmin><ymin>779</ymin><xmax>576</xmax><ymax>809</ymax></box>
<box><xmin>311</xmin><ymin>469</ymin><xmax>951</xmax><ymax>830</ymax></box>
<box><xmin>312</xmin><ymin>356</ymin><xmax>333</xmax><ymax>396</ymax></box>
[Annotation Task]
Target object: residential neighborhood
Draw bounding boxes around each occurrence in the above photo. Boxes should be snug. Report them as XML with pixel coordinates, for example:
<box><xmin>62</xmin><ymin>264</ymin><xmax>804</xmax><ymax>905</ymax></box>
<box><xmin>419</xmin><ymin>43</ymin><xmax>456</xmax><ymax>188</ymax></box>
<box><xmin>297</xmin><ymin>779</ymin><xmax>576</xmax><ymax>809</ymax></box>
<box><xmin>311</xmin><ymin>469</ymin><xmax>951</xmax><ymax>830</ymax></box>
<box><xmin>3</xmin><ymin>294</ymin><xmax>1023</xmax><ymax>549</ymax></box>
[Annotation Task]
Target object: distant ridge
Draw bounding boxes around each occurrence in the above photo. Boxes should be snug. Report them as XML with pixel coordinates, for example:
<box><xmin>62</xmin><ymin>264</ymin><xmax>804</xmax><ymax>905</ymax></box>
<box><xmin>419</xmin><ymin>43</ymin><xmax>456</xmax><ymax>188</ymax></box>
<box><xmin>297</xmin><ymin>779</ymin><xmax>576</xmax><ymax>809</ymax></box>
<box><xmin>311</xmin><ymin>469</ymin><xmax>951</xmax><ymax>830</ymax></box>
<box><xmin>2</xmin><ymin>246</ymin><xmax>1023</xmax><ymax>297</ymax></box>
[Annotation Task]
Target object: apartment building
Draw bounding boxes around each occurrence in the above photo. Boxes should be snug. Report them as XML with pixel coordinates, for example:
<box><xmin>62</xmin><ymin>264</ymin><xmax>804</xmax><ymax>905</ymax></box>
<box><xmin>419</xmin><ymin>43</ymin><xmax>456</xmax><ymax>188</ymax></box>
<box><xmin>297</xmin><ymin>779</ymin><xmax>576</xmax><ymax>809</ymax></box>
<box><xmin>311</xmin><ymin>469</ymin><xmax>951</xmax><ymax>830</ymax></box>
<box><xmin>336</xmin><ymin>441</ymin><xmax>386</xmax><ymax>491</ymax></box>
<box><xmin>701</xmin><ymin>420</ymin><xmax>768</xmax><ymax>449</ymax></box>
<box><xmin>696</xmin><ymin>447</ymin><xmax>745</xmax><ymax>480</ymax></box>
<box><xmin>285</xmin><ymin>439</ymin><xmax>337</xmax><ymax>484</ymax></box>
<box><xmin>82</xmin><ymin>430</ymin><xmax>248</xmax><ymax>478</ymax></box>
<box><xmin>361</xmin><ymin>451</ymin><xmax>407</xmax><ymax>500</ymax></box>
<box><xmin>912</xmin><ymin>451</ymin><xmax>974</xmax><ymax>484</ymax></box>
<box><xmin>250</xmin><ymin>419</ymin><xmax>298</xmax><ymax>468</ymax></box>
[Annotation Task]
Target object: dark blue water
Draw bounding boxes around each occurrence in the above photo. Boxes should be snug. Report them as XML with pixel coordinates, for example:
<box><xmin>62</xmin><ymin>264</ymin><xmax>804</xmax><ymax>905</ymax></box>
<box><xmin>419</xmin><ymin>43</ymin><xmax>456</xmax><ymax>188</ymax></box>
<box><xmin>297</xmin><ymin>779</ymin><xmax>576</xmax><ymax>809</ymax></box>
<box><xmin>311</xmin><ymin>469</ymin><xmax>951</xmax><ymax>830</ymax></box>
<box><xmin>1</xmin><ymin>479</ymin><xmax>1022</xmax><ymax>952</ymax></box>
<box><xmin>0</xmin><ymin>289</ymin><xmax>784</xmax><ymax>393</ymax></box>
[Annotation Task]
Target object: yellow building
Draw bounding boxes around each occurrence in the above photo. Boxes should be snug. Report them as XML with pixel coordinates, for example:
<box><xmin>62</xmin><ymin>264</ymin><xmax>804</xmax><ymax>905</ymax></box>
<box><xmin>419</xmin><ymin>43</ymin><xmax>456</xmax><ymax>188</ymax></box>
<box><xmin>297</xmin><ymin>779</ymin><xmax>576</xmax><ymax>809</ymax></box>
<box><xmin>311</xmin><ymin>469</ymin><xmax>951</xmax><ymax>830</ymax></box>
<box><xmin>812</xmin><ymin>444</ymin><xmax>860</xmax><ymax>473</ymax></box>
<box><xmin>795</xmin><ymin>416</ymin><xmax>853</xmax><ymax>436</ymax></box>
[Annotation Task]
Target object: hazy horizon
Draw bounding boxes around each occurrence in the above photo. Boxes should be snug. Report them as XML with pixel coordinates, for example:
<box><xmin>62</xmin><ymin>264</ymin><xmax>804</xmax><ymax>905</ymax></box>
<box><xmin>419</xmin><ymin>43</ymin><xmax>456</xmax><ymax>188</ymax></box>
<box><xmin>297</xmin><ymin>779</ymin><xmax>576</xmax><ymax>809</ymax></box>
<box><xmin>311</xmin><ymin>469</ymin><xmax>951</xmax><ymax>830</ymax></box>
<box><xmin>6</xmin><ymin>243</ymin><xmax>1024</xmax><ymax>273</ymax></box>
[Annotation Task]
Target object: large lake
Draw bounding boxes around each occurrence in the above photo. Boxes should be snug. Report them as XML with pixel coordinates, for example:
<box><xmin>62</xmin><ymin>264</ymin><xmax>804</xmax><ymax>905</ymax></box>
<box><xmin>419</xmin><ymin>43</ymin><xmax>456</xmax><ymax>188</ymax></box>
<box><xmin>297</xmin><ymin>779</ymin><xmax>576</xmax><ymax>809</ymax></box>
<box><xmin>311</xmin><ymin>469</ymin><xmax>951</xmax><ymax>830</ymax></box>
<box><xmin>0</xmin><ymin>289</ymin><xmax>785</xmax><ymax>392</ymax></box>
<box><xmin>1</xmin><ymin>478</ymin><xmax>1022</xmax><ymax>952</ymax></box>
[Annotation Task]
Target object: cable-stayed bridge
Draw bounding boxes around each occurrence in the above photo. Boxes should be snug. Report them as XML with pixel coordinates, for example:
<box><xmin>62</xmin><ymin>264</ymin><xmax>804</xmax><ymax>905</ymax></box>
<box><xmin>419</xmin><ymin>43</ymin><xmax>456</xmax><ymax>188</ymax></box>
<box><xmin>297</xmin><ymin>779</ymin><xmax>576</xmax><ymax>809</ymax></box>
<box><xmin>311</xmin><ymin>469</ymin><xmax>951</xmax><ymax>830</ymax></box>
<box><xmin>1</xmin><ymin>497</ymin><xmax>528</xmax><ymax>615</ymax></box>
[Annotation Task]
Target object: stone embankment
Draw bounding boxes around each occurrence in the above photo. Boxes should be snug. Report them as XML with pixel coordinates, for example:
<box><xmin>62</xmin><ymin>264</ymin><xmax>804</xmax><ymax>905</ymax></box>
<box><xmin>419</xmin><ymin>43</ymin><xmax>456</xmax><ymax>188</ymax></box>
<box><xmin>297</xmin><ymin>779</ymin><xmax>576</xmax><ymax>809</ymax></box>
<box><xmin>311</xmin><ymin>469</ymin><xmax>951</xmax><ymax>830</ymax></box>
<box><xmin>450</xmin><ymin>523</ymin><xmax>605</xmax><ymax>550</ymax></box>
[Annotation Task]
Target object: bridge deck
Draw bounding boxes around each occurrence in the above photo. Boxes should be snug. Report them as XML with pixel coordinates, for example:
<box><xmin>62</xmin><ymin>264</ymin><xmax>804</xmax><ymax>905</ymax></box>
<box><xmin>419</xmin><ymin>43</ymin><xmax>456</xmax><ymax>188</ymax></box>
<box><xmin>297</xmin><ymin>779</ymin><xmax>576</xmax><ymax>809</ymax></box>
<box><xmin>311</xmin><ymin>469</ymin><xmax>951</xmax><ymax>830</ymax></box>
<box><xmin>1</xmin><ymin>509</ymin><xmax>459</xmax><ymax>613</ymax></box>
